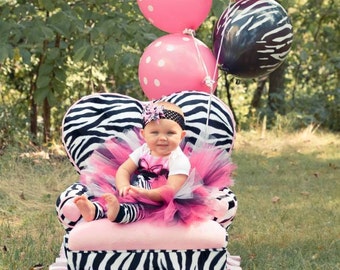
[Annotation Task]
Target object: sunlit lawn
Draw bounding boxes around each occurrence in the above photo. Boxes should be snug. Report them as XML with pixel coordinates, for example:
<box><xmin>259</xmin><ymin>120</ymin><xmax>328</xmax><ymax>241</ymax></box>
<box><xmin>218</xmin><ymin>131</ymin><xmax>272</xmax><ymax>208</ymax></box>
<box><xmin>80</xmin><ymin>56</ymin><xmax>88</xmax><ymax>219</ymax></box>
<box><xmin>0</xmin><ymin>129</ymin><xmax>339</xmax><ymax>269</ymax></box>
<box><xmin>229</xmin><ymin>129</ymin><xmax>339</xmax><ymax>269</ymax></box>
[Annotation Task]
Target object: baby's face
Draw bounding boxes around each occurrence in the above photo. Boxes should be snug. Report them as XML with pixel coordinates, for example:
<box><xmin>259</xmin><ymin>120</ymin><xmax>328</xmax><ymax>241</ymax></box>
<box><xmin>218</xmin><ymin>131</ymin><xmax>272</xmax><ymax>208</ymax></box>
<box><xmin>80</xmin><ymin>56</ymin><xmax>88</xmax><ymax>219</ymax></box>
<box><xmin>141</xmin><ymin>119</ymin><xmax>186</xmax><ymax>157</ymax></box>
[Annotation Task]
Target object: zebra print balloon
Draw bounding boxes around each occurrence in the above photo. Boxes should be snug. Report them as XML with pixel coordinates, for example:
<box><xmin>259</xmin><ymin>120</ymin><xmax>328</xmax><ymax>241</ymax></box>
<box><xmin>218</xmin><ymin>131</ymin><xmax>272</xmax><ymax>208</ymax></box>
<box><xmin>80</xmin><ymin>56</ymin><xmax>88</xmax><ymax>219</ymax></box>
<box><xmin>213</xmin><ymin>0</ymin><xmax>293</xmax><ymax>79</ymax></box>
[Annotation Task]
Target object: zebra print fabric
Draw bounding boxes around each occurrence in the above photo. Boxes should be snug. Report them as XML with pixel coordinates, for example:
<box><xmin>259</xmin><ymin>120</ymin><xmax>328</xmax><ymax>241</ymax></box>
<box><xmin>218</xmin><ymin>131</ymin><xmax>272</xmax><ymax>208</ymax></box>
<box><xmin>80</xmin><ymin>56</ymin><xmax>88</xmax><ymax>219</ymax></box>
<box><xmin>64</xmin><ymin>232</ymin><xmax>227</xmax><ymax>270</ymax></box>
<box><xmin>62</xmin><ymin>93</ymin><xmax>143</xmax><ymax>172</ymax></box>
<box><xmin>56</xmin><ymin>91</ymin><xmax>238</xmax><ymax>269</ymax></box>
<box><xmin>62</xmin><ymin>91</ymin><xmax>235</xmax><ymax>172</ymax></box>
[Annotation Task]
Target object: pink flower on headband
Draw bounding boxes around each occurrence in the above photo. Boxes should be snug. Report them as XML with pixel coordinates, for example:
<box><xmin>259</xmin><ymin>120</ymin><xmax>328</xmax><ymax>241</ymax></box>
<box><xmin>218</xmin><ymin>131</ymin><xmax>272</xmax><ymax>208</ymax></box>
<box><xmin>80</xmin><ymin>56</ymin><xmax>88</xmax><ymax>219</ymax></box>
<box><xmin>142</xmin><ymin>102</ymin><xmax>165</xmax><ymax>127</ymax></box>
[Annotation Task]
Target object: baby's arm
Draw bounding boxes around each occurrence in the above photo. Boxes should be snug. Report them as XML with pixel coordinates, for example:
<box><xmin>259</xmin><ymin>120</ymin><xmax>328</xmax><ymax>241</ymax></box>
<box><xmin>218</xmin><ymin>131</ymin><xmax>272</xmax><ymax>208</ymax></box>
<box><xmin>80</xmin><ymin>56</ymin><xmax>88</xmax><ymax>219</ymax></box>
<box><xmin>115</xmin><ymin>158</ymin><xmax>137</xmax><ymax>196</ymax></box>
<box><xmin>129</xmin><ymin>173</ymin><xmax>187</xmax><ymax>202</ymax></box>
<box><xmin>166</xmin><ymin>174</ymin><xmax>188</xmax><ymax>194</ymax></box>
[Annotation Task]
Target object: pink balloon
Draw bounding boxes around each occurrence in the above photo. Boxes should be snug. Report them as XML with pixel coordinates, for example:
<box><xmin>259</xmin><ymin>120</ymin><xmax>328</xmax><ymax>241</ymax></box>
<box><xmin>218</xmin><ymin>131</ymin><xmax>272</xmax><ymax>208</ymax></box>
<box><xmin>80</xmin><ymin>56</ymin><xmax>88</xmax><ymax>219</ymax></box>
<box><xmin>137</xmin><ymin>0</ymin><xmax>213</xmax><ymax>33</ymax></box>
<box><xmin>138</xmin><ymin>34</ymin><xmax>218</xmax><ymax>100</ymax></box>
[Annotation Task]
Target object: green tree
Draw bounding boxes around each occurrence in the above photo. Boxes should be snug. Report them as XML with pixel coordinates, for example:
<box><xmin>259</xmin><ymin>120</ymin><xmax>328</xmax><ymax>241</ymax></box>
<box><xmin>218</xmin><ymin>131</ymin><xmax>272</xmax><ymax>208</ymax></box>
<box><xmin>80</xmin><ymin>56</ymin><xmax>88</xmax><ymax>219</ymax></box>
<box><xmin>0</xmin><ymin>0</ymin><xmax>160</xmax><ymax>146</ymax></box>
<box><xmin>0</xmin><ymin>0</ymin><xmax>339</xmax><ymax>149</ymax></box>
<box><xmin>287</xmin><ymin>0</ymin><xmax>340</xmax><ymax>130</ymax></box>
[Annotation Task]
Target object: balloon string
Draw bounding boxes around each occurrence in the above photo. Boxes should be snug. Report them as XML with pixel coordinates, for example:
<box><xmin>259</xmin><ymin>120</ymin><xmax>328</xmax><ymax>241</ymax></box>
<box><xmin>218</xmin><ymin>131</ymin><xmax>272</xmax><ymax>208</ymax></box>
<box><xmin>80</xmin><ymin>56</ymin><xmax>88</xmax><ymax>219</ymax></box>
<box><xmin>184</xmin><ymin>29</ymin><xmax>215</xmax><ymax>93</ymax></box>
<box><xmin>184</xmin><ymin>0</ymin><xmax>232</xmax><ymax>138</ymax></box>
<box><xmin>205</xmin><ymin>0</ymin><xmax>234</xmax><ymax>139</ymax></box>
<box><xmin>205</xmin><ymin>0</ymin><xmax>234</xmax><ymax>138</ymax></box>
<box><xmin>204</xmin><ymin>90</ymin><xmax>213</xmax><ymax>139</ymax></box>
<box><xmin>183</xmin><ymin>29</ymin><xmax>216</xmax><ymax>137</ymax></box>
<box><xmin>183</xmin><ymin>28</ymin><xmax>196</xmax><ymax>36</ymax></box>
<box><xmin>212</xmin><ymin>0</ymin><xmax>234</xmax><ymax>81</ymax></box>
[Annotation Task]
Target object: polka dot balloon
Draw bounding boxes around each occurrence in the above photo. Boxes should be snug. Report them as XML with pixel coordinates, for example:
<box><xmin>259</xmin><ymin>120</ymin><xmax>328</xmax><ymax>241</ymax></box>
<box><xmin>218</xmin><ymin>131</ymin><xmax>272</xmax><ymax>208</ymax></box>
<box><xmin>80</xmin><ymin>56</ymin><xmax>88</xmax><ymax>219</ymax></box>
<box><xmin>138</xmin><ymin>33</ymin><xmax>218</xmax><ymax>100</ymax></box>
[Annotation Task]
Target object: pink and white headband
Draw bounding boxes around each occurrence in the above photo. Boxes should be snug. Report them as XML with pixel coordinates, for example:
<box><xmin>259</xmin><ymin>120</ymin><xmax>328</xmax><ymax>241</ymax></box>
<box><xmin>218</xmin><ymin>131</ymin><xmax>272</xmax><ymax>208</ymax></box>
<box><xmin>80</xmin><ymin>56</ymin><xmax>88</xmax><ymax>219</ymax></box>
<box><xmin>141</xmin><ymin>102</ymin><xmax>185</xmax><ymax>130</ymax></box>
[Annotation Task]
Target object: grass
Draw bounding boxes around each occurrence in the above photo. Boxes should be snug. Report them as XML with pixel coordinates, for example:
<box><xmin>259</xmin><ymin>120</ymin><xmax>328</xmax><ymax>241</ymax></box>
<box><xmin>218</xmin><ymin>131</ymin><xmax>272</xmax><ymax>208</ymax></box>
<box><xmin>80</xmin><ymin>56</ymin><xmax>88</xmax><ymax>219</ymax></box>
<box><xmin>0</xmin><ymin>148</ymin><xmax>77</xmax><ymax>270</ymax></box>
<box><xmin>0</xmin><ymin>129</ymin><xmax>339</xmax><ymax>269</ymax></box>
<box><xmin>229</xmin><ymin>129</ymin><xmax>340</xmax><ymax>269</ymax></box>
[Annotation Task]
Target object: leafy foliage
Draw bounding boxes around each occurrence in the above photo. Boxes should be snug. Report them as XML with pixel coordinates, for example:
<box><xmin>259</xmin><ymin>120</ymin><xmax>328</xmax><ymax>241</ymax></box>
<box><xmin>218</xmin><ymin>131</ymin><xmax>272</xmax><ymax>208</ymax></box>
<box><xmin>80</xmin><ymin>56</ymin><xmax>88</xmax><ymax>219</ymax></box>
<box><xmin>0</xmin><ymin>0</ymin><xmax>160</xmax><ymax>146</ymax></box>
<box><xmin>0</xmin><ymin>0</ymin><xmax>339</xmax><ymax>147</ymax></box>
<box><xmin>285</xmin><ymin>0</ymin><xmax>340</xmax><ymax>130</ymax></box>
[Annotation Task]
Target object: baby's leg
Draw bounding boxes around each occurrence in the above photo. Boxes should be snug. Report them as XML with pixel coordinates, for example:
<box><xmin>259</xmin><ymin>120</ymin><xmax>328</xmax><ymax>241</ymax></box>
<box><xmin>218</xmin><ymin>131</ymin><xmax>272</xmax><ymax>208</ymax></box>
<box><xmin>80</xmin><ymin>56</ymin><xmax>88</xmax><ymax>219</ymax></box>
<box><xmin>74</xmin><ymin>195</ymin><xmax>96</xmax><ymax>222</ymax></box>
<box><xmin>102</xmin><ymin>193</ymin><xmax>120</xmax><ymax>222</ymax></box>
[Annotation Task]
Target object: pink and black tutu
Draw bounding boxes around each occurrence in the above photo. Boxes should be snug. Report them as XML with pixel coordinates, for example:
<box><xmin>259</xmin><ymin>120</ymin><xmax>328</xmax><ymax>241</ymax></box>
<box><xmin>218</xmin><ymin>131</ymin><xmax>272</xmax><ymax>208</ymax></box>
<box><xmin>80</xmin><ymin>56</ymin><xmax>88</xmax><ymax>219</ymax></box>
<box><xmin>80</xmin><ymin>129</ymin><xmax>236</xmax><ymax>225</ymax></box>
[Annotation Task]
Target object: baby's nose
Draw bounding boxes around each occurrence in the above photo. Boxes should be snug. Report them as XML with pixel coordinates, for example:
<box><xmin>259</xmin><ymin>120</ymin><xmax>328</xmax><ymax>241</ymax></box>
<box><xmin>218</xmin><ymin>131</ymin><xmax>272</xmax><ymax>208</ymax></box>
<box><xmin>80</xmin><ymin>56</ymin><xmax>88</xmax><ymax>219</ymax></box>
<box><xmin>159</xmin><ymin>134</ymin><xmax>167</xmax><ymax>140</ymax></box>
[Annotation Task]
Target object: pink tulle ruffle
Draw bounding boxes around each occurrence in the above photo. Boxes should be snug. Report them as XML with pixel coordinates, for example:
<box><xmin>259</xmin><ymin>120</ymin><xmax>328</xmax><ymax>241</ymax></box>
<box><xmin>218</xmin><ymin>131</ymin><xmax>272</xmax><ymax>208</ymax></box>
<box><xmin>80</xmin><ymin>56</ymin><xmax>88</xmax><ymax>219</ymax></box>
<box><xmin>79</xmin><ymin>129</ymin><xmax>236</xmax><ymax>225</ymax></box>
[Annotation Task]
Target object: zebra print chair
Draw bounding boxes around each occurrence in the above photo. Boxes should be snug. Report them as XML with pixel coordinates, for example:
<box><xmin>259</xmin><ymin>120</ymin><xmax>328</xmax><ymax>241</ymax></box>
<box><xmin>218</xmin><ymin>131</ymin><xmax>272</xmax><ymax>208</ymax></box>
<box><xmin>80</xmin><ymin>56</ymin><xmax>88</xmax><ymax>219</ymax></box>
<box><xmin>50</xmin><ymin>91</ymin><xmax>240</xmax><ymax>270</ymax></box>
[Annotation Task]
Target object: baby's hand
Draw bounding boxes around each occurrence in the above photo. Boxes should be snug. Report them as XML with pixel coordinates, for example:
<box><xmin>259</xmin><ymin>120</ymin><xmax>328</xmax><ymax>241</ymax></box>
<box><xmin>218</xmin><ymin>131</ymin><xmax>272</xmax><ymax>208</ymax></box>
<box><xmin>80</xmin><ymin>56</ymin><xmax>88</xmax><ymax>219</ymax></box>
<box><xmin>119</xmin><ymin>185</ymin><xmax>131</xmax><ymax>197</ymax></box>
<box><xmin>128</xmin><ymin>186</ymin><xmax>146</xmax><ymax>200</ymax></box>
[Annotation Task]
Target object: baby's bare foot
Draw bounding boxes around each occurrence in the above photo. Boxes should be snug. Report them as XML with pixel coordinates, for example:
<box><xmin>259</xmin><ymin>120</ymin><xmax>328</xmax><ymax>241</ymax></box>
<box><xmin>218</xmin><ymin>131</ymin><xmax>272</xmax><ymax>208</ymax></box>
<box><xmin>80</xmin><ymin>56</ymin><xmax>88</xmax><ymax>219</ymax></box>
<box><xmin>74</xmin><ymin>195</ymin><xmax>95</xmax><ymax>222</ymax></box>
<box><xmin>103</xmin><ymin>193</ymin><xmax>120</xmax><ymax>222</ymax></box>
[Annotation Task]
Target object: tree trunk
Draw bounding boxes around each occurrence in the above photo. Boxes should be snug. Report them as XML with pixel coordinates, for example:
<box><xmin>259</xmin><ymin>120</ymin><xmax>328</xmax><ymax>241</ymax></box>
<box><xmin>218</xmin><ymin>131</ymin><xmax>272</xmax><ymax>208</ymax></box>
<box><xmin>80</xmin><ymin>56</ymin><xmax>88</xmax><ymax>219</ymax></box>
<box><xmin>43</xmin><ymin>98</ymin><xmax>51</xmax><ymax>143</ymax></box>
<box><xmin>223</xmin><ymin>74</ymin><xmax>238</xmax><ymax>126</ymax></box>
<box><xmin>268</xmin><ymin>62</ymin><xmax>287</xmax><ymax>115</ymax></box>
<box><xmin>251</xmin><ymin>76</ymin><xmax>267</xmax><ymax>109</ymax></box>
<box><xmin>29</xmin><ymin>78</ymin><xmax>38</xmax><ymax>145</ymax></box>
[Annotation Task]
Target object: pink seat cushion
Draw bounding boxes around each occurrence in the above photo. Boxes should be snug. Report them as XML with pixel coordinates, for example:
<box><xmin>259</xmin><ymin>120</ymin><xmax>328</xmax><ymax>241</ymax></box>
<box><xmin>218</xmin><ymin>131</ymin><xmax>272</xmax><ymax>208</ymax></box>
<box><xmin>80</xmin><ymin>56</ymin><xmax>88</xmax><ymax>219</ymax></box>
<box><xmin>68</xmin><ymin>219</ymin><xmax>226</xmax><ymax>251</ymax></box>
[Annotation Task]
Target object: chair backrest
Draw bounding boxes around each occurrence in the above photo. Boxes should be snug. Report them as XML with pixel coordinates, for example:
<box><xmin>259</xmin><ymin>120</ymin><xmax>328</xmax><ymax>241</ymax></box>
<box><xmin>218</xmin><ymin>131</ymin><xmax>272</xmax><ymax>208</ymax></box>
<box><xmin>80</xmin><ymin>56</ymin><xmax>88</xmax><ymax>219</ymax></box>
<box><xmin>62</xmin><ymin>90</ymin><xmax>235</xmax><ymax>173</ymax></box>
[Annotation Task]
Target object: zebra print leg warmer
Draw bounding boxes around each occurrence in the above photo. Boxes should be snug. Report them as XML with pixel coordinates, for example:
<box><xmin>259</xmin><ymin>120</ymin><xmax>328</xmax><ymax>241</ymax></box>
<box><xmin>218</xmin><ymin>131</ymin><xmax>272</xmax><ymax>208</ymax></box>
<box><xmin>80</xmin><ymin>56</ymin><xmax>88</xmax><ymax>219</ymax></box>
<box><xmin>56</xmin><ymin>184</ymin><xmax>237</xmax><ymax>233</ymax></box>
<box><xmin>115</xmin><ymin>203</ymin><xmax>146</xmax><ymax>224</ymax></box>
